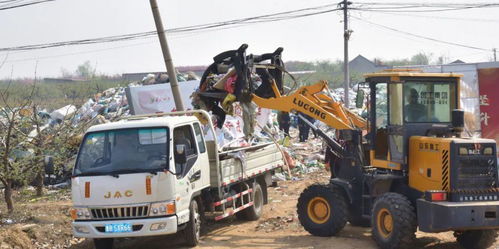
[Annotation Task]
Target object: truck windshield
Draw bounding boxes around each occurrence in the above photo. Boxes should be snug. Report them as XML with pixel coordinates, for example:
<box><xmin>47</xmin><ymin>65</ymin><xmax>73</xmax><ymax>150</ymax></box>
<box><xmin>402</xmin><ymin>81</ymin><xmax>457</xmax><ymax>123</ymax></box>
<box><xmin>74</xmin><ymin>128</ymin><xmax>169</xmax><ymax>176</ymax></box>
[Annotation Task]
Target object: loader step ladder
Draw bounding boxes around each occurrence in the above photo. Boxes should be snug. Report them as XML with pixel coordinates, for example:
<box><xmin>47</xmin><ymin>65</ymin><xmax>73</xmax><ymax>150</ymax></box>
<box><xmin>213</xmin><ymin>183</ymin><xmax>254</xmax><ymax>221</ymax></box>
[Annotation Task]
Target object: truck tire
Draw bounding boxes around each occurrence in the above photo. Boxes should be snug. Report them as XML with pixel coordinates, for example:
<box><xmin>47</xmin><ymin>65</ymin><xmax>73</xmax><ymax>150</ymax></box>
<box><xmin>93</xmin><ymin>238</ymin><xmax>113</xmax><ymax>249</ymax></box>
<box><xmin>297</xmin><ymin>183</ymin><xmax>347</xmax><ymax>237</ymax></box>
<box><xmin>371</xmin><ymin>193</ymin><xmax>416</xmax><ymax>249</ymax></box>
<box><xmin>183</xmin><ymin>199</ymin><xmax>202</xmax><ymax>247</ymax></box>
<box><xmin>455</xmin><ymin>230</ymin><xmax>498</xmax><ymax>249</ymax></box>
<box><xmin>236</xmin><ymin>182</ymin><xmax>264</xmax><ymax>221</ymax></box>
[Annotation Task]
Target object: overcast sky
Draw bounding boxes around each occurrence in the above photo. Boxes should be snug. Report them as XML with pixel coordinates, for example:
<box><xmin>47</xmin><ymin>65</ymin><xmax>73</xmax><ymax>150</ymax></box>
<box><xmin>0</xmin><ymin>0</ymin><xmax>498</xmax><ymax>79</ymax></box>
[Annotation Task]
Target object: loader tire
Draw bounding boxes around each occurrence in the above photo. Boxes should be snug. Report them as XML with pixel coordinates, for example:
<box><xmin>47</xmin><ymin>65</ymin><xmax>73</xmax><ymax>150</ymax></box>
<box><xmin>371</xmin><ymin>193</ymin><xmax>416</xmax><ymax>249</ymax></box>
<box><xmin>455</xmin><ymin>230</ymin><xmax>498</xmax><ymax>249</ymax></box>
<box><xmin>297</xmin><ymin>183</ymin><xmax>347</xmax><ymax>237</ymax></box>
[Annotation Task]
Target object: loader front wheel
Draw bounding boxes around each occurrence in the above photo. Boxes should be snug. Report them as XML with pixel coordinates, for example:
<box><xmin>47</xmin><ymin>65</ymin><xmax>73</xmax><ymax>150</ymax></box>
<box><xmin>297</xmin><ymin>184</ymin><xmax>347</xmax><ymax>237</ymax></box>
<box><xmin>371</xmin><ymin>193</ymin><xmax>416</xmax><ymax>249</ymax></box>
<box><xmin>455</xmin><ymin>230</ymin><xmax>498</xmax><ymax>249</ymax></box>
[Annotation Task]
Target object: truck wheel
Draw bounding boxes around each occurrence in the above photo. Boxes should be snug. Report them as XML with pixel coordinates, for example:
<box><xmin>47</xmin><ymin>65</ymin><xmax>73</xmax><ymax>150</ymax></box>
<box><xmin>93</xmin><ymin>238</ymin><xmax>113</xmax><ymax>249</ymax></box>
<box><xmin>236</xmin><ymin>182</ymin><xmax>264</xmax><ymax>221</ymax></box>
<box><xmin>455</xmin><ymin>230</ymin><xmax>498</xmax><ymax>249</ymax></box>
<box><xmin>297</xmin><ymin>184</ymin><xmax>347</xmax><ymax>237</ymax></box>
<box><xmin>371</xmin><ymin>193</ymin><xmax>416</xmax><ymax>249</ymax></box>
<box><xmin>183</xmin><ymin>199</ymin><xmax>202</xmax><ymax>247</ymax></box>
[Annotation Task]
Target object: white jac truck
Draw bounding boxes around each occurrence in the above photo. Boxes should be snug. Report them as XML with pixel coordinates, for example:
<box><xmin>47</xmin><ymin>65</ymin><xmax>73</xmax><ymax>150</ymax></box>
<box><xmin>70</xmin><ymin>110</ymin><xmax>284</xmax><ymax>249</ymax></box>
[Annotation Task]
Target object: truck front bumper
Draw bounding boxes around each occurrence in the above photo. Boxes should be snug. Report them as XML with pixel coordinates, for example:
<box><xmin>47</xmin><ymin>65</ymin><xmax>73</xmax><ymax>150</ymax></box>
<box><xmin>417</xmin><ymin>199</ymin><xmax>499</xmax><ymax>232</ymax></box>
<box><xmin>72</xmin><ymin>215</ymin><xmax>178</xmax><ymax>238</ymax></box>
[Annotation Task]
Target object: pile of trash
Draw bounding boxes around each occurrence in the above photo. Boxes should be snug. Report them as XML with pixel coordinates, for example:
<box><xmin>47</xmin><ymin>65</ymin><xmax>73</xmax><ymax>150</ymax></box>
<box><xmin>71</xmin><ymin>85</ymin><xmax>129</xmax><ymax>125</ymax></box>
<box><xmin>272</xmin><ymin>125</ymin><xmax>331</xmax><ymax>182</ymax></box>
<box><xmin>255</xmin><ymin>216</ymin><xmax>296</xmax><ymax>232</ymax></box>
<box><xmin>140</xmin><ymin>71</ymin><xmax>199</xmax><ymax>85</ymax></box>
<box><xmin>32</xmin><ymin>71</ymin><xmax>202</xmax><ymax>128</ymax></box>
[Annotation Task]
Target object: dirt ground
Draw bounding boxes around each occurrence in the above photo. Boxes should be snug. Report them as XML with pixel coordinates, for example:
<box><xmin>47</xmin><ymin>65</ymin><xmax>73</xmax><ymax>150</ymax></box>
<box><xmin>1</xmin><ymin>169</ymin><xmax>499</xmax><ymax>249</ymax></box>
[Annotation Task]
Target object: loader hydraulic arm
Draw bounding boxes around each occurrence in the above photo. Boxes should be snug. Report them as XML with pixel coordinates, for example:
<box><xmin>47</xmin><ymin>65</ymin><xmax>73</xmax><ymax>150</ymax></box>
<box><xmin>252</xmin><ymin>80</ymin><xmax>367</xmax><ymax>131</ymax></box>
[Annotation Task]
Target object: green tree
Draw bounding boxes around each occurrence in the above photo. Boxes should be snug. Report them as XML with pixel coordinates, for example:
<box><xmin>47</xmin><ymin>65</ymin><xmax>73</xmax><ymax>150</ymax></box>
<box><xmin>75</xmin><ymin>61</ymin><xmax>94</xmax><ymax>79</ymax></box>
<box><xmin>410</xmin><ymin>52</ymin><xmax>432</xmax><ymax>65</ymax></box>
<box><xmin>0</xmin><ymin>83</ymin><xmax>36</xmax><ymax>212</ymax></box>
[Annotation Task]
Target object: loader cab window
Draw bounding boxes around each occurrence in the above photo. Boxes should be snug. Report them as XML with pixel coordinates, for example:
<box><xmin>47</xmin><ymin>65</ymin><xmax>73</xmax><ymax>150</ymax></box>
<box><xmin>374</xmin><ymin>83</ymin><xmax>388</xmax><ymax>160</ymax></box>
<box><xmin>403</xmin><ymin>82</ymin><xmax>456</xmax><ymax>123</ymax></box>
<box><xmin>174</xmin><ymin>125</ymin><xmax>197</xmax><ymax>177</ymax></box>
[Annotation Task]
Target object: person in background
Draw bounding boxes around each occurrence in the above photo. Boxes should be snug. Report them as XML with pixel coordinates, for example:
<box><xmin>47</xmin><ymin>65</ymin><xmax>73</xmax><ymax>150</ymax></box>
<box><xmin>298</xmin><ymin>113</ymin><xmax>314</xmax><ymax>142</ymax></box>
<box><xmin>277</xmin><ymin>111</ymin><xmax>290</xmax><ymax>136</ymax></box>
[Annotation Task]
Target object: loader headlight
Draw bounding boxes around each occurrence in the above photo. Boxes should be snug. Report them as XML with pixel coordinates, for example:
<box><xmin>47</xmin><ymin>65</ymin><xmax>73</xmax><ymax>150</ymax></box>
<box><xmin>459</xmin><ymin>147</ymin><xmax>468</xmax><ymax>155</ymax></box>
<box><xmin>70</xmin><ymin>207</ymin><xmax>91</xmax><ymax>220</ymax></box>
<box><xmin>150</xmin><ymin>200</ymin><xmax>175</xmax><ymax>216</ymax></box>
<box><xmin>483</xmin><ymin>147</ymin><xmax>493</xmax><ymax>155</ymax></box>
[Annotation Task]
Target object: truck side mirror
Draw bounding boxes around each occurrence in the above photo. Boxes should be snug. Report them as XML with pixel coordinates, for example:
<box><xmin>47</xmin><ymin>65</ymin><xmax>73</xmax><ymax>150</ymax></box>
<box><xmin>355</xmin><ymin>90</ymin><xmax>365</xmax><ymax>109</ymax></box>
<box><xmin>44</xmin><ymin>155</ymin><xmax>54</xmax><ymax>175</ymax></box>
<box><xmin>174</xmin><ymin>144</ymin><xmax>187</xmax><ymax>165</ymax></box>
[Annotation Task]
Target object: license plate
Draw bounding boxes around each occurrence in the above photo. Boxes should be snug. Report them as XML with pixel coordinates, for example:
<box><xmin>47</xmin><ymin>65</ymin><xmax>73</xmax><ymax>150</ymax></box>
<box><xmin>104</xmin><ymin>223</ymin><xmax>132</xmax><ymax>233</ymax></box>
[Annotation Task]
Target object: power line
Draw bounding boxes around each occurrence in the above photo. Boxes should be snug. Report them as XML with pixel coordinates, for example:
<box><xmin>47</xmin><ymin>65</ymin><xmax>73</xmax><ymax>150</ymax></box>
<box><xmin>352</xmin><ymin>3</ymin><xmax>499</xmax><ymax>13</ymax></box>
<box><xmin>351</xmin><ymin>15</ymin><xmax>491</xmax><ymax>52</ymax></box>
<box><xmin>356</xmin><ymin>2</ymin><xmax>499</xmax><ymax>7</ymax></box>
<box><xmin>0</xmin><ymin>4</ymin><xmax>341</xmax><ymax>52</ymax></box>
<box><xmin>0</xmin><ymin>0</ymin><xmax>26</xmax><ymax>6</ymax></box>
<box><xmin>1</xmin><ymin>29</ymin><xmax>218</xmax><ymax>63</ymax></box>
<box><xmin>357</xmin><ymin>10</ymin><xmax>499</xmax><ymax>23</ymax></box>
<box><xmin>0</xmin><ymin>0</ymin><xmax>54</xmax><ymax>10</ymax></box>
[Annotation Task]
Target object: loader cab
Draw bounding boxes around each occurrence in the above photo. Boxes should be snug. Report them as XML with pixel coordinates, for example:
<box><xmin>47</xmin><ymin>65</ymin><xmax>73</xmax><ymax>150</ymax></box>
<box><xmin>364</xmin><ymin>70</ymin><xmax>461</xmax><ymax>170</ymax></box>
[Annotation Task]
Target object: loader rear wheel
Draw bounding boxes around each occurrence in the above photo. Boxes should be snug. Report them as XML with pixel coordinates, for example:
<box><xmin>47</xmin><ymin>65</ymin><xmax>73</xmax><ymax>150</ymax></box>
<box><xmin>455</xmin><ymin>230</ymin><xmax>498</xmax><ymax>249</ymax></box>
<box><xmin>372</xmin><ymin>193</ymin><xmax>416</xmax><ymax>249</ymax></box>
<box><xmin>297</xmin><ymin>184</ymin><xmax>347</xmax><ymax>237</ymax></box>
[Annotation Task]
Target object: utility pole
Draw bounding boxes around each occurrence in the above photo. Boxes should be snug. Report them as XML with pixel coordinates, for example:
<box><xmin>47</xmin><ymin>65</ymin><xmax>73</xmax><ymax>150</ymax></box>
<box><xmin>149</xmin><ymin>0</ymin><xmax>185</xmax><ymax>111</ymax></box>
<box><xmin>494</xmin><ymin>48</ymin><xmax>497</xmax><ymax>62</ymax></box>
<box><xmin>341</xmin><ymin>0</ymin><xmax>352</xmax><ymax>108</ymax></box>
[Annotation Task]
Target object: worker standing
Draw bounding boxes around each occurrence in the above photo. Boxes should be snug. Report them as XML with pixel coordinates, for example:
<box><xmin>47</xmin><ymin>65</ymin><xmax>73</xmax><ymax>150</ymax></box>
<box><xmin>277</xmin><ymin>111</ymin><xmax>290</xmax><ymax>136</ymax></box>
<box><xmin>298</xmin><ymin>113</ymin><xmax>314</xmax><ymax>142</ymax></box>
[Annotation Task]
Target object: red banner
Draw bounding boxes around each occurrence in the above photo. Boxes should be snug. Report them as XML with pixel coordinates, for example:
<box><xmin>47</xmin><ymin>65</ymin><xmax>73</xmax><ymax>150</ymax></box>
<box><xmin>478</xmin><ymin>67</ymin><xmax>499</xmax><ymax>152</ymax></box>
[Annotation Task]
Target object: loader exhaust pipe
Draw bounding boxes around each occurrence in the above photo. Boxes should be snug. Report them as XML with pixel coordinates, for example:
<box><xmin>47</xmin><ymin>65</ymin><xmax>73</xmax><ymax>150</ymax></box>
<box><xmin>452</xmin><ymin>109</ymin><xmax>465</xmax><ymax>137</ymax></box>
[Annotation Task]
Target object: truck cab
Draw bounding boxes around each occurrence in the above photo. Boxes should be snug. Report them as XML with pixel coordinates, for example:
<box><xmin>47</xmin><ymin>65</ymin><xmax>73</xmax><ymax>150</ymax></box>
<box><xmin>71</xmin><ymin>111</ymin><xmax>284</xmax><ymax>249</ymax></box>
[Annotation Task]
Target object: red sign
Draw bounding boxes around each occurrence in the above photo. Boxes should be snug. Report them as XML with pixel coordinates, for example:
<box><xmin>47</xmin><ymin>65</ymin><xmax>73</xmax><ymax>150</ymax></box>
<box><xmin>478</xmin><ymin>67</ymin><xmax>499</xmax><ymax>153</ymax></box>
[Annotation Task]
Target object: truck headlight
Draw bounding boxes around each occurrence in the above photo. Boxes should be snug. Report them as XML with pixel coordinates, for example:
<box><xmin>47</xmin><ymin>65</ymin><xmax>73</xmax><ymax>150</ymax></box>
<box><xmin>70</xmin><ymin>207</ymin><xmax>91</xmax><ymax>220</ymax></box>
<box><xmin>150</xmin><ymin>201</ymin><xmax>175</xmax><ymax>216</ymax></box>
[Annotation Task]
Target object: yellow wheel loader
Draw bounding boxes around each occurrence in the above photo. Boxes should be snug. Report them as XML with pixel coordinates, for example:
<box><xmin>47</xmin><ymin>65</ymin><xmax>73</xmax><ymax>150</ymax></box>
<box><xmin>200</xmin><ymin>45</ymin><xmax>499</xmax><ymax>249</ymax></box>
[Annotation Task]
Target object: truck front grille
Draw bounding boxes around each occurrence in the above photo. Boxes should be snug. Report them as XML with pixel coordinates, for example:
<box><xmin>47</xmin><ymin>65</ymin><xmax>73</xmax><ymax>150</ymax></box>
<box><xmin>90</xmin><ymin>205</ymin><xmax>149</xmax><ymax>220</ymax></box>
